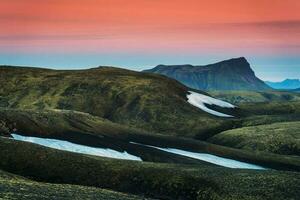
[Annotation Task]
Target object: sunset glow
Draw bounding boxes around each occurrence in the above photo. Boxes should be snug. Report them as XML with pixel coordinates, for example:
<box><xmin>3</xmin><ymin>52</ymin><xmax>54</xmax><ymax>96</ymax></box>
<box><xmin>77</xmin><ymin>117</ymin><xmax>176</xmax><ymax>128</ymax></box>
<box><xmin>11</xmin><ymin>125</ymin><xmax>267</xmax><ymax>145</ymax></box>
<box><xmin>1</xmin><ymin>0</ymin><xmax>300</xmax><ymax>80</ymax></box>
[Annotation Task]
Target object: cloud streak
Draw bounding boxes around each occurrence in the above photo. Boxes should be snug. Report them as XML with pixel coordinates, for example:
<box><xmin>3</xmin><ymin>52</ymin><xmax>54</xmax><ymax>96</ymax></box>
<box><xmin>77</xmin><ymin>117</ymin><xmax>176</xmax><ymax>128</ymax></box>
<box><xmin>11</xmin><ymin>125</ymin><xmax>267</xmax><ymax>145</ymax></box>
<box><xmin>0</xmin><ymin>0</ymin><xmax>300</xmax><ymax>75</ymax></box>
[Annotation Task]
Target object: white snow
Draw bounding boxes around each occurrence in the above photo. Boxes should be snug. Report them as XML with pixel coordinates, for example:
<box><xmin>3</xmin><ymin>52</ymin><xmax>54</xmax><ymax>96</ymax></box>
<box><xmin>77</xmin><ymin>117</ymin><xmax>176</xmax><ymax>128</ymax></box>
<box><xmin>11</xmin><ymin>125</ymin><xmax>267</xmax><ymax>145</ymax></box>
<box><xmin>187</xmin><ymin>91</ymin><xmax>235</xmax><ymax>117</ymax></box>
<box><xmin>11</xmin><ymin>134</ymin><xmax>142</xmax><ymax>161</ymax></box>
<box><xmin>131</xmin><ymin>142</ymin><xmax>266</xmax><ymax>170</ymax></box>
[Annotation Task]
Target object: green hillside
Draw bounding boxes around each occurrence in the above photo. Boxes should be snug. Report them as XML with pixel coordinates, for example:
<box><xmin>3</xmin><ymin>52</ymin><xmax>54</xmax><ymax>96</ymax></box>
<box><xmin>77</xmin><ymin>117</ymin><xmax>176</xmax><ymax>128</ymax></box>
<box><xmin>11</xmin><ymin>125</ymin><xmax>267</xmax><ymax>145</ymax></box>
<box><xmin>208</xmin><ymin>90</ymin><xmax>300</xmax><ymax>104</ymax></box>
<box><xmin>0</xmin><ymin>170</ymin><xmax>147</xmax><ymax>200</ymax></box>
<box><xmin>1</xmin><ymin>137</ymin><xmax>300</xmax><ymax>200</ymax></box>
<box><xmin>0</xmin><ymin>108</ymin><xmax>217</xmax><ymax>165</ymax></box>
<box><xmin>0</xmin><ymin>65</ymin><xmax>234</xmax><ymax>138</ymax></box>
<box><xmin>209</xmin><ymin>121</ymin><xmax>300</xmax><ymax>156</ymax></box>
<box><xmin>2</xmin><ymin>108</ymin><xmax>300</xmax><ymax>171</ymax></box>
<box><xmin>1</xmin><ymin>65</ymin><xmax>300</xmax><ymax>199</ymax></box>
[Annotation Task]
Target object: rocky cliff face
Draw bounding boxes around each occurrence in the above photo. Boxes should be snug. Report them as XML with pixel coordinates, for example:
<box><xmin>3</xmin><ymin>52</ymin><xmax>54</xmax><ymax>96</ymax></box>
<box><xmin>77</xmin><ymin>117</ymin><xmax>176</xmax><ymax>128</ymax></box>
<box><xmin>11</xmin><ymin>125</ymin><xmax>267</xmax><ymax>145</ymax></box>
<box><xmin>144</xmin><ymin>57</ymin><xmax>271</xmax><ymax>91</ymax></box>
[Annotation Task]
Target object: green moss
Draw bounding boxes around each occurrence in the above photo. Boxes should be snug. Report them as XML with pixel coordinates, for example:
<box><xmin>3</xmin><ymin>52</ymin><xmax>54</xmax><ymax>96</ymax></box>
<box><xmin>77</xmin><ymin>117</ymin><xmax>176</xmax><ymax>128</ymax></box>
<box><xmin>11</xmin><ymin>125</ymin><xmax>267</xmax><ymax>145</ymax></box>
<box><xmin>209</xmin><ymin>121</ymin><xmax>300</xmax><ymax>156</ymax></box>
<box><xmin>0</xmin><ymin>138</ymin><xmax>300</xmax><ymax>200</ymax></box>
<box><xmin>0</xmin><ymin>170</ymin><xmax>147</xmax><ymax>200</ymax></box>
<box><xmin>2</xmin><ymin>108</ymin><xmax>300</xmax><ymax>171</ymax></box>
<box><xmin>209</xmin><ymin>90</ymin><xmax>300</xmax><ymax>104</ymax></box>
<box><xmin>0</xmin><ymin>66</ymin><xmax>230</xmax><ymax>138</ymax></box>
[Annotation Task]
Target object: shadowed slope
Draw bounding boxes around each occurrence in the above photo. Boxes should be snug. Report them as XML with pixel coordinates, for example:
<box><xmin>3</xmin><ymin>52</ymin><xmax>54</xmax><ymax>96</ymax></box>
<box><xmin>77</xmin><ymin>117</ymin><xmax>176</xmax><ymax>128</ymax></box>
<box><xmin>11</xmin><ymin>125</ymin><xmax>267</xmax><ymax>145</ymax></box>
<box><xmin>0</xmin><ymin>138</ymin><xmax>300</xmax><ymax>200</ymax></box>
<box><xmin>0</xmin><ymin>170</ymin><xmax>148</xmax><ymax>200</ymax></box>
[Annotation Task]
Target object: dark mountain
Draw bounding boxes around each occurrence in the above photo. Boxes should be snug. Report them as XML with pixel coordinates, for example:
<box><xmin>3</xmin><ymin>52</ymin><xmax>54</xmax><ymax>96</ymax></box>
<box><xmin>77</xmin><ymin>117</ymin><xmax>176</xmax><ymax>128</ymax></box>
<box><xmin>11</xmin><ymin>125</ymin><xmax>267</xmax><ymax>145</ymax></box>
<box><xmin>143</xmin><ymin>57</ymin><xmax>271</xmax><ymax>91</ymax></box>
<box><xmin>265</xmin><ymin>79</ymin><xmax>300</xmax><ymax>90</ymax></box>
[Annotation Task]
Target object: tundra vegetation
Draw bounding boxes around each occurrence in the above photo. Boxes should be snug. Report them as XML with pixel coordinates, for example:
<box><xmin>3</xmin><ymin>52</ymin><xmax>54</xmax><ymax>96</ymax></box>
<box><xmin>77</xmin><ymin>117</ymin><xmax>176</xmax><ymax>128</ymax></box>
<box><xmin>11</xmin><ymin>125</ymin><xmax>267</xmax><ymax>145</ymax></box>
<box><xmin>0</xmin><ymin>65</ymin><xmax>300</xmax><ymax>199</ymax></box>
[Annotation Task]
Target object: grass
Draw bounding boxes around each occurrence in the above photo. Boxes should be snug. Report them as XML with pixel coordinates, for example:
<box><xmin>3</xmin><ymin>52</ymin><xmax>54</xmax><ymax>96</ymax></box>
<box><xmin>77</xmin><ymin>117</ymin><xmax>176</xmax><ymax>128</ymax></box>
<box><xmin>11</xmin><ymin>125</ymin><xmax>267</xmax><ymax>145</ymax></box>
<box><xmin>1</xmin><ymin>108</ymin><xmax>299</xmax><ymax>171</ymax></box>
<box><xmin>238</xmin><ymin>101</ymin><xmax>300</xmax><ymax>116</ymax></box>
<box><xmin>2</xmin><ymin>65</ymin><xmax>300</xmax><ymax>199</ymax></box>
<box><xmin>0</xmin><ymin>107</ymin><xmax>149</xmax><ymax>138</ymax></box>
<box><xmin>0</xmin><ymin>65</ymin><xmax>232</xmax><ymax>138</ymax></box>
<box><xmin>0</xmin><ymin>108</ymin><xmax>217</xmax><ymax>166</ymax></box>
<box><xmin>209</xmin><ymin>90</ymin><xmax>300</xmax><ymax>104</ymax></box>
<box><xmin>2</xmin><ymin>66</ymin><xmax>300</xmax><ymax>140</ymax></box>
<box><xmin>192</xmin><ymin>100</ymin><xmax>300</xmax><ymax>140</ymax></box>
<box><xmin>209</xmin><ymin>121</ymin><xmax>300</xmax><ymax>156</ymax></box>
<box><xmin>0</xmin><ymin>137</ymin><xmax>300</xmax><ymax>200</ymax></box>
<box><xmin>0</xmin><ymin>170</ymin><xmax>147</xmax><ymax>200</ymax></box>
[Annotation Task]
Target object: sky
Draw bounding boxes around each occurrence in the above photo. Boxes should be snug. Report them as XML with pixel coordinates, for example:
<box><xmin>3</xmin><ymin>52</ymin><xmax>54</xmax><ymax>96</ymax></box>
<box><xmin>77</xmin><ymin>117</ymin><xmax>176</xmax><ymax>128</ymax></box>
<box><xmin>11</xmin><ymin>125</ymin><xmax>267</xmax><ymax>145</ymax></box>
<box><xmin>0</xmin><ymin>0</ymin><xmax>300</xmax><ymax>81</ymax></box>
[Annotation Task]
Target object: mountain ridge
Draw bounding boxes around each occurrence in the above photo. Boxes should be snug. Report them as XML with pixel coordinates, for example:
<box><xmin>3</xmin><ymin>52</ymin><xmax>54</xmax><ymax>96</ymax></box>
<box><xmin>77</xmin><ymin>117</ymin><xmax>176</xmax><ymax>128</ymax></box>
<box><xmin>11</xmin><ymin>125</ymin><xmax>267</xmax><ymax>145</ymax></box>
<box><xmin>266</xmin><ymin>79</ymin><xmax>300</xmax><ymax>90</ymax></box>
<box><xmin>143</xmin><ymin>57</ymin><xmax>271</xmax><ymax>91</ymax></box>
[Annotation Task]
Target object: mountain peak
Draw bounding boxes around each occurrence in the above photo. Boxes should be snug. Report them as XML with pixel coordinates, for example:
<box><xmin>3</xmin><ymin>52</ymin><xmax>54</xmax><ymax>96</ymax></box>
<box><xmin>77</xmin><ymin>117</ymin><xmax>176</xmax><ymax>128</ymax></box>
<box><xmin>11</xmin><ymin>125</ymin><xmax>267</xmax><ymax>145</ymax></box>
<box><xmin>219</xmin><ymin>57</ymin><xmax>248</xmax><ymax>64</ymax></box>
<box><xmin>210</xmin><ymin>57</ymin><xmax>250</xmax><ymax>69</ymax></box>
<box><xmin>143</xmin><ymin>57</ymin><xmax>270</xmax><ymax>91</ymax></box>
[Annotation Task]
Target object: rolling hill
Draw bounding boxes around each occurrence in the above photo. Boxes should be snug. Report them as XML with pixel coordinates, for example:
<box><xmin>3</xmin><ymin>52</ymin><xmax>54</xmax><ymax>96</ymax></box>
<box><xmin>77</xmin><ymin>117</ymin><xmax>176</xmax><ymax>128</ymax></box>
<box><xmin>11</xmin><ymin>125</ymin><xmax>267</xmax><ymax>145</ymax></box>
<box><xmin>1</xmin><ymin>65</ymin><xmax>300</xmax><ymax>199</ymax></box>
<box><xmin>1</xmin><ymin>137</ymin><xmax>300</xmax><ymax>200</ymax></box>
<box><xmin>208</xmin><ymin>90</ymin><xmax>300</xmax><ymax>104</ymax></box>
<box><xmin>143</xmin><ymin>57</ymin><xmax>271</xmax><ymax>91</ymax></box>
<box><xmin>2</xmin><ymin>108</ymin><xmax>300</xmax><ymax>171</ymax></box>
<box><xmin>0</xmin><ymin>65</ymin><xmax>237</xmax><ymax>138</ymax></box>
<box><xmin>0</xmin><ymin>170</ymin><xmax>145</xmax><ymax>200</ymax></box>
<box><xmin>209</xmin><ymin>121</ymin><xmax>300</xmax><ymax>156</ymax></box>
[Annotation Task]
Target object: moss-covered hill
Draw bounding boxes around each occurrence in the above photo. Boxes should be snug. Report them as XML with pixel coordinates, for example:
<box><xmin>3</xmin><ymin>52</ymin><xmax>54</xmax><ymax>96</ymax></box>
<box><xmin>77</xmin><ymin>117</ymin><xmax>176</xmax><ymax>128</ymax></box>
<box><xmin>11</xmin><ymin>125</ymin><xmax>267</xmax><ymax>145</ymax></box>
<box><xmin>1</xmin><ymin>137</ymin><xmax>300</xmax><ymax>200</ymax></box>
<box><xmin>0</xmin><ymin>170</ymin><xmax>148</xmax><ymax>200</ymax></box>
<box><xmin>0</xmin><ymin>108</ymin><xmax>147</xmax><ymax>139</ymax></box>
<box><xmin>1</xmin><ymin>65</ymin><xmax>300</xmax><ymax>199</ymax></box>
<box><xmin>209</xmin><ymin>90</ymin><xmax>300</xmax><ymax>104</ymax></box>
<box><xmin>3</xmin><ymin>108</ymin><xmax>300</xmax><ymax>171</ymax></box>
<box><xmin>0</xmin><ymin>65</ymin><xmax>233</xmax><ymax>138</ymax></box>
<box><xmin>0</xmin><ymin>108</ymin><xmax>218</xmax><ymax>165</ymax></box>
<box><xmin>209</xmin><ymin>121</ymin><xmax>300</xmax><ymax>156</ymax></box>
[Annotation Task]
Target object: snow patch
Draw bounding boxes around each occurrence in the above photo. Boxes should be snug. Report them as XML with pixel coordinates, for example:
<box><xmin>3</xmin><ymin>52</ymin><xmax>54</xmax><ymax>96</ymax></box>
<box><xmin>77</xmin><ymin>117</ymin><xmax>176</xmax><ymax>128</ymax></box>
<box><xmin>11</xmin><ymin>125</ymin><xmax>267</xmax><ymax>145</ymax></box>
<box><xmin>11</xmin><ymin>134</ymin><xmax>142</xmax><ymax>161</ymax></box>
<box><xmin>187</xmin><ymin>91</ymin><xmax>235</xmax><ymax>117</ymax></box>
<box><xmin>131</xmin><ymin>142</ymin><xmax>266</xmax><ymax>170</ymax></box>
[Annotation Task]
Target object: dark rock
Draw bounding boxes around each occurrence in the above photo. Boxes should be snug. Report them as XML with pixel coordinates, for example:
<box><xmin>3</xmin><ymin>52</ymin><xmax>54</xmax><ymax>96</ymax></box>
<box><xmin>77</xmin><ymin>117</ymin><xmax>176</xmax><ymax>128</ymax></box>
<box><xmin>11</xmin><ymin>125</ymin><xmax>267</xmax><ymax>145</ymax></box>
<box><xmin>144</xmin><ymin>57</ymin><xmax>271</xmax><ymax>91</ymax></box>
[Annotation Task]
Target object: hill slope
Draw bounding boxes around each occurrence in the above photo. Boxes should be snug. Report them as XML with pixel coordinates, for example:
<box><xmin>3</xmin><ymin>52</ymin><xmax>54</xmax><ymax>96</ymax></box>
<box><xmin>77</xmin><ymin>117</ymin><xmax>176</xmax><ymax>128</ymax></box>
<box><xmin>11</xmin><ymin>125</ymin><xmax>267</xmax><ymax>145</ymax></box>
<box><xmin>143</xmin><ymin>57</ymin><xmax>271</xmax><ymax>91</ymax></box>
<box><xmin>0</xmin><ymin>170</ymin><xmax>145</xmax><ymax>200</ymax></box>
<box><xmin>266</xmin><ymin>79</ymin><xmax>300</xmax><ymax>89</ymax></box>
<box><xmin>209</xmin><ymin>121</ymin><xmax>300</xmax><ymax>156</ymax></box>
<box><xmin>1</xmin><ymin>137</ymin><xmax>300</xmax><ymax>200</ymax></box>
<box><xmin>208</xmin><ymin>90</ymin><xmax>300</xmax><ymax>104</ymax></box>
<box><xmin>0</xmin><ymin>65</ymin><xmax>236</xmax><ymax>137</ymax></box>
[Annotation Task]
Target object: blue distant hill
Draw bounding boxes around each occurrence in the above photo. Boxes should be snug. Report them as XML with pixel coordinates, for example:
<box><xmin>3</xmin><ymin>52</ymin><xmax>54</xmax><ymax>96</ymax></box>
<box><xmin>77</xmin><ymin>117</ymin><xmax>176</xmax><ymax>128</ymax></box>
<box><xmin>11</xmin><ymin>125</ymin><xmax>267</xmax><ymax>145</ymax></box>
<box><xmin>293</xmin><ymin>88</ymin><xmax>300</xmax><ymax>93</ymax></box>
<box><xmin>265</xmin><ymin>79</ymin><xmax>300</xmax><ymax>90</ymax></box>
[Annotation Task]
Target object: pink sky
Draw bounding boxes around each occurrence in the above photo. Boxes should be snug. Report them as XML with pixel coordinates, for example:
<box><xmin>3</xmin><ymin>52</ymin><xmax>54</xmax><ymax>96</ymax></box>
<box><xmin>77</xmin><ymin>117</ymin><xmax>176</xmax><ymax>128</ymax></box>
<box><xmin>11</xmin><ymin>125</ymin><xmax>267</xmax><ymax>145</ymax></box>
<box><xmin>1</xmin><ymin>0</ymin><xmax>299</xmax><ymax>53</ymax></box>
<box><xmin>0</xmin><ymin>0</ymin><xmax>300</xmax><ymax>80</ymax></box>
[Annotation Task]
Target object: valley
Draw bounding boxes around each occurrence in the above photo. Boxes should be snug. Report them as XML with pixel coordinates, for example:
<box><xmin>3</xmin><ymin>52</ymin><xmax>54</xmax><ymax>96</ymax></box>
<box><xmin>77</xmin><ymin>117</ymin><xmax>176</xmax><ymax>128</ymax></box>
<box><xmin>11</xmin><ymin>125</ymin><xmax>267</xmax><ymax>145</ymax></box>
<box><xmin>0</xmin><ymin>63</ymin><xmax>300</xmax><ymax>199</ymax></box>
<box><xmin>2</xmin><ymin>1</ymin><xmax>299</xmax><ymax>199</ymax></box>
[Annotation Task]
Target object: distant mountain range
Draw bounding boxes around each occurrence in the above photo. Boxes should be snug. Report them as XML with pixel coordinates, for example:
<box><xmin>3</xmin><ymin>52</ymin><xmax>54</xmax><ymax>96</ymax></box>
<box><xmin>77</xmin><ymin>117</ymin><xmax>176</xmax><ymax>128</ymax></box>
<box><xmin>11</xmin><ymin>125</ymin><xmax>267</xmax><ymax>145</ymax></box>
<box><xmin>293</xmin><ymin>88</ymin><xmax>300</xmax><ymax>93</ymax></box>
<box><xmin>143</xmin><ymin>57</ymin><xmax>271</xmax><ymax>91</ymax></box>
<box><xmin>265</xmin><ymin>79</ymin><xmax>300</xmax><ymax>90</ymax></box>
